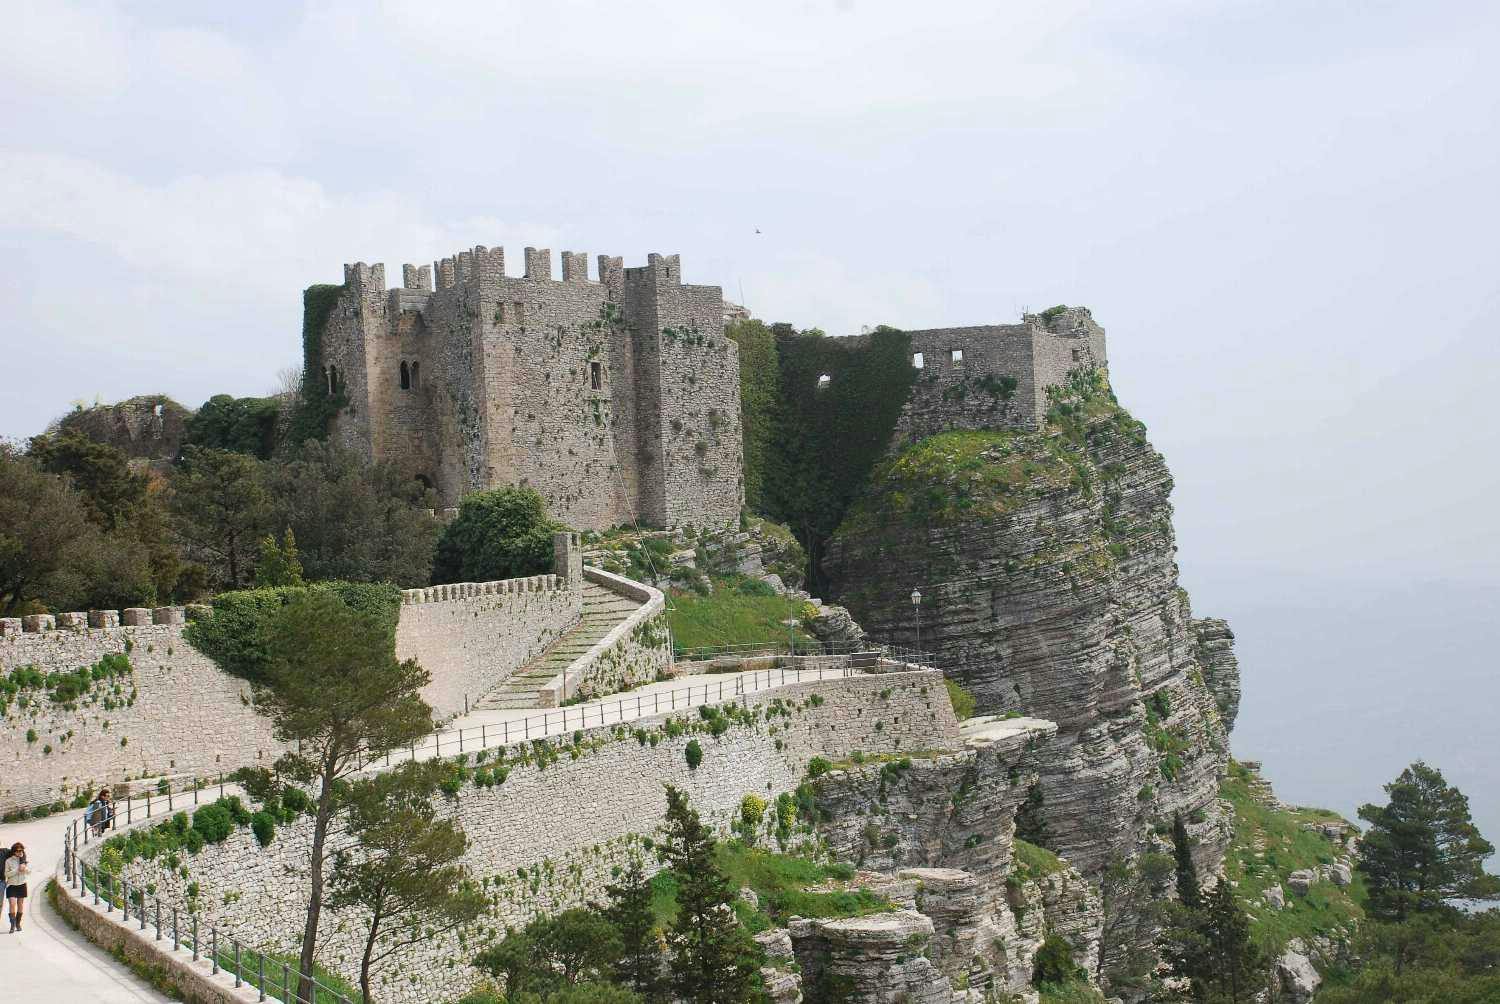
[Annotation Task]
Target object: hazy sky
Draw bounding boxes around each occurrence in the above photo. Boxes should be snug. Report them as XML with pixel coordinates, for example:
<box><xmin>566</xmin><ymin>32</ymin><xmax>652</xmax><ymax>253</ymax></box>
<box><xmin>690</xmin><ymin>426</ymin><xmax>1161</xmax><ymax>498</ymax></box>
<box><xmin>2</xmin><ymin>2</ymin><xmax>1497</xmax><ymax>827</ymax></box>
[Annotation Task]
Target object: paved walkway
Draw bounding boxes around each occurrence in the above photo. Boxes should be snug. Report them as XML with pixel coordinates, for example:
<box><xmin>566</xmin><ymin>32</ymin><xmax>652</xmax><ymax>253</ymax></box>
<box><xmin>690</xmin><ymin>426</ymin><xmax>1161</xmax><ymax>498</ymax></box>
<box><xmin>0</xmin><ymin>800</ymin><xmax>174</xmax><ymax>1002</ymax></box>
<box><xmin>0</xmin><ymin>661</ymin><xmax>884</xmax><ymax>1001</ymax></box>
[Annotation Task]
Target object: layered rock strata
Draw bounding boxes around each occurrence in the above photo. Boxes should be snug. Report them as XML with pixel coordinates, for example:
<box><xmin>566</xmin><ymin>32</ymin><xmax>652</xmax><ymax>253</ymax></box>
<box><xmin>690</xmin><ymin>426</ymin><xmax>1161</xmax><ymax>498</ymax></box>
<box><xmin>822</xmin><ymin>371</ymin><xmax>1241</xmax><ymax>988</ymax></box>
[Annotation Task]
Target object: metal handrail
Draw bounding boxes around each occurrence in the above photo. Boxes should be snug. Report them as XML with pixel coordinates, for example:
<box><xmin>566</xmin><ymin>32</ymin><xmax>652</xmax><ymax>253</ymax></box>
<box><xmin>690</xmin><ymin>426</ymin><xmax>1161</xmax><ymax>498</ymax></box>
<box><xmin>61</xmin><ymin>826</ymin><xmax>359</xmax><ymax>1003</ymax></box>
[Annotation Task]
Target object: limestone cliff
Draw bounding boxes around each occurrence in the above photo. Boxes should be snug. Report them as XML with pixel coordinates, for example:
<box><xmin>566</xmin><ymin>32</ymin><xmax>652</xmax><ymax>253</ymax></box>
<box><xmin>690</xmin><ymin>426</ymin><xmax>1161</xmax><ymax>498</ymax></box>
<box><xmin>822</xmin><ymin>370</ymin><xmax>1239</xmax><ymax>986</ymax></box>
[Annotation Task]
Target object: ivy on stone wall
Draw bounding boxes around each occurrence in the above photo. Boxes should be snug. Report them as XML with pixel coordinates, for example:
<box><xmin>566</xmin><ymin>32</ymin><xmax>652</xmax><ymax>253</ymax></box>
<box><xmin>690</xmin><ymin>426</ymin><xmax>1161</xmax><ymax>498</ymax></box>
<box><xmin>725</xmin><ymin>319</ymin><xmax>779</xmax><ymax>513</ymax></box>
<box><xmin>183</xmin><ymin>580</ymin><xmax>400</xmax><ymax>685</ymax></box>
<box><xmin>285</xmin><ymin>284</ymin><xmax>346</xmax><ymax>448</ymax></box>
<box><xmin>761</xmin><ymin>326</ymin><xmax>917</xmax><ymax>591</ymax></box>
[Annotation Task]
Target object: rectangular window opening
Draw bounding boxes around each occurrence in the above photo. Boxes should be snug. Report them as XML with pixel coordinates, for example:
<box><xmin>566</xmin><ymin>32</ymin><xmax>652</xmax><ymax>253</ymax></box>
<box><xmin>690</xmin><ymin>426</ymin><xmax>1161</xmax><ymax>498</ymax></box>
<box><xmin>912</xmin><ymin>352</ymin><xmax>925</xmax><ymax>369</ymax></box>
<box><xmin>950</xmin><ymin>349</ymin><xmax>963</xmax><ymax>363</ymax></box>
<box><xmin>590</xmin><ymin>361</ymin><xmax>602</xmax><ymax>390</ymax></box>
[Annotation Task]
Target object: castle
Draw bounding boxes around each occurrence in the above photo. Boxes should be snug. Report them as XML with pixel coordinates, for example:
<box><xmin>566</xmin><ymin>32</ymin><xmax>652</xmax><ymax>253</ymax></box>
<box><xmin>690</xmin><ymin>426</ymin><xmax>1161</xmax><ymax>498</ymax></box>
<box><xmin>313</xmin><ymin>242</ymin><xmax>1106</xmax><ymax>531</ymax></box>
<box><xmin>316</xmin><ymin>247</ymin><xmax>744</xmax><ymax>531</ymax></box>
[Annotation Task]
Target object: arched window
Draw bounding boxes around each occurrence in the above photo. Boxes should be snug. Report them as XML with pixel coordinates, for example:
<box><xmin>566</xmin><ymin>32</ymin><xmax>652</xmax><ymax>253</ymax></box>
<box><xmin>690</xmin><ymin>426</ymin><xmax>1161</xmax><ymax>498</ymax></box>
<box><xmin>328</xmin><ymin>365</ymin><xmax>339</xmax><ymax>394</ymax></box>
<box><xmin>816</xmin><ymin>373</ymin><xmax>831</xmax><ymax>390</ymax></box>
<box><xmin>400</xmin><ymin>361</ymin><xmax>410</xmax><ymax>390</ymax></box>
<box><xmin>411</xmin><ymin>361</ymin><xmax>420</xmax><ymax>388</ymax></box>
<box><xmin>322</xmin><ymin>366</ymin><xmax>331</xmax><ymax>394</ymax></box>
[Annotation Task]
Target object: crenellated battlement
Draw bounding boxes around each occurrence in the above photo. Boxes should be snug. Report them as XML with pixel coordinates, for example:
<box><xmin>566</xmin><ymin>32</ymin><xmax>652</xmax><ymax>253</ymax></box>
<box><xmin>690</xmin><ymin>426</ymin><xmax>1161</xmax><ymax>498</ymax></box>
<box><xmin>0</xmin><ymin>605</ymin><xmax>204</xmax><ymax>638</ymax></box>
<box><xmin>400</xmin><ymin>574</ymin><xmax>566</xmax><ymax>606</ymax></box>
<box><xmin>315</xmin><ymin>242</ymin><xmax>742</xmax><ymax>531</ymax></box>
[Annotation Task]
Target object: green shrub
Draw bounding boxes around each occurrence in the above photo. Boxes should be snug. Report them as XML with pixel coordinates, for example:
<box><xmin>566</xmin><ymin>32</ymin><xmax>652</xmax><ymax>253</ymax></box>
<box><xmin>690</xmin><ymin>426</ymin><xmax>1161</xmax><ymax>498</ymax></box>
<box><xmin>806</xmin><ymin>756</ymin><xmax>832</xmax><ymax>779</ymax></box>
<box><xmin>685</xmin><ymin>739</ymin><xmax>704</xmax><ymax>771</ymax></box>
<box><xmin>431</xmin><ymin>487</ymin><xmax>562</xmax><ymax>585</ymax></box>
<box><xmin>740</xmin><ymin>794</ymin><xmax>767</xmax><ymax>828</ymax></box>
<box><xmin>183</xmin><ymin>580</ymin><xmax>400</xmax><ymax>684</ymax></box>
<box><xmin>280</xmin><ymin>786</ymin><xmax>309</xmax><ymax>814</ymax></box>
<box><xmin>945</xmin><ymin>678</ymin><xmax>977</xmax><ymax>720</ymax></box>
<box><xmin>191</xmin><ymin>803</ymin><xmax>233</xmax><ymax>844</ymax></box>
<box><xmin>1033</xmin><ymin>935</ymin><xmax>1084</xmax><ymax>986</ymax></box>
<box><xmin>250</xmin><ymin>812</ymin><xmax>276</xmax><ymax>848</ymax></box>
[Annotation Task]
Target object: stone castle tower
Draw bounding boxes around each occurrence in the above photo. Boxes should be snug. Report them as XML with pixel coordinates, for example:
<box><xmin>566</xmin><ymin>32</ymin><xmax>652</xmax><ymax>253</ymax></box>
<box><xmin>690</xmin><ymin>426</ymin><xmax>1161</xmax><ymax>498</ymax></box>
<box><xmin>315</xmin><ymin>247</ymin><xmax>744</xmax><ymax>531</ymax></box>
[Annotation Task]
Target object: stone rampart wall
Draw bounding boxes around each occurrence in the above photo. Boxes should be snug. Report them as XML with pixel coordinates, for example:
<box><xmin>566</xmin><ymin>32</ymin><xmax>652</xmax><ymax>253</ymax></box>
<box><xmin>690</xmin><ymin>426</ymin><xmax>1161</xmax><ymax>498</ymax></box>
<box><xmin>397</xmin><ymin>573</ymin><xmax>582</xmax><ymax>720</ymax></box>
<box><xmin>0</xmin><ymin>620</ymin><xmax>282</xmax><ymax>814</ymax></box>
<box><xmin>89</xmin><ymin>670</ymin><xmax>960</xmax><ymax>1004</ymax></box>
<box><xmin>540</xmin><ymin>566</ymin><xmax>670</xmax><ymax>706</ymax></box>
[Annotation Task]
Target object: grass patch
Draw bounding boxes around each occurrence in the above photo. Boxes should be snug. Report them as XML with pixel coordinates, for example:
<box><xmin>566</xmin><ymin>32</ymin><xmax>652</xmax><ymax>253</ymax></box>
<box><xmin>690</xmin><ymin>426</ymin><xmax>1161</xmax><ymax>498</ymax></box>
<box><xmin>1038</xmin><ymin>982</ymin><xmax>1109</xmax><ymax>1004</ymax></box>
<box><xmin>667</xmin><ymin>575</ymin><xmax>813</xmax><ymax>653</ymax></box>
<box><xmin>1014</xmin><ymin>838</ymin><xmax>1067</xmax><ymax>880</ymax></box>
<box><xmin>1221</xmin><ymin>760</ymin><xmax>1364</xmax><ymax>955</ymax></box>
<box><xmin>649</xmin><ymin>841</ymin><xmax>889</xmax><ymax>933</ymax></box>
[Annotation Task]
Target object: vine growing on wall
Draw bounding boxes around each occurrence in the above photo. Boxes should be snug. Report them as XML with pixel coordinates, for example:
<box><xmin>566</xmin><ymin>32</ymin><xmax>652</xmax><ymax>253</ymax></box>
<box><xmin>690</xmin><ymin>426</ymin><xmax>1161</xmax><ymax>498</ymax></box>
<box><xmin>285</xmin><ymin>284</ymin><xmax>347</xmax><ymax>448</ymax></box>
<box><xmin>761</xmin><ymin>326</ymin><xmax>917</xmax><ymax>591</ymax></box>
<box><xmin>725</xmin><ymin>319</ymin><xmax>779</xmax><ymax>513</ymax></box>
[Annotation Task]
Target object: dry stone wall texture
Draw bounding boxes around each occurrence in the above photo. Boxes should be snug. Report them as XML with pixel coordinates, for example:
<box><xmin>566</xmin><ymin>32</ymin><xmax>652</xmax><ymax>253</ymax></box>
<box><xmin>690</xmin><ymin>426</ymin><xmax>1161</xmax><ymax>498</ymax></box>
<box><xmin>0</xmin><ymin>619</ymin><xmax>281</xmax><ymax>814</ymax></box>
<box><xmin>91</xmin><ymin>670</ymin><xmax>959</xmax><ymax>1004</ymax></box>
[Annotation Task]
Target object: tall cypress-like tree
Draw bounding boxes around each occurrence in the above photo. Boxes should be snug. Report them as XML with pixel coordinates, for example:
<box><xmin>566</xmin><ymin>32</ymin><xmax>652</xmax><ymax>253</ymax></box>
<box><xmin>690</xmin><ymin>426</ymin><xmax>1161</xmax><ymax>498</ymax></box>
<box><xmin>657</xmin><ymin>785</ymin><xmax>763</xmax><ymax>1003</ymax></box>
<box><xmin>1357</xmin><ymin>760</ymin><xmax>1499</xmax><ymax>922</ymax></box>
<box><xmin>1161</xmin><ymin>881</ymin><xmax>1264</xmax><ymax>1003</ymax></box>
<box><xmin>606</xmin><ymin>854</ymin><xmax>667</xmax><ymax>1001</ymax></box>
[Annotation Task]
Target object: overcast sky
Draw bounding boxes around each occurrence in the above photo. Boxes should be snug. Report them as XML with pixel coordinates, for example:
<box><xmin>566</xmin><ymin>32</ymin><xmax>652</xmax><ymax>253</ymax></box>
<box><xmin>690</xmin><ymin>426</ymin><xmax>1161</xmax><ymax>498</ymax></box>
<box><xmin>3</xmin><ymin>1</ymin><xmax>1497</xmax><ymax>827</ymax></box>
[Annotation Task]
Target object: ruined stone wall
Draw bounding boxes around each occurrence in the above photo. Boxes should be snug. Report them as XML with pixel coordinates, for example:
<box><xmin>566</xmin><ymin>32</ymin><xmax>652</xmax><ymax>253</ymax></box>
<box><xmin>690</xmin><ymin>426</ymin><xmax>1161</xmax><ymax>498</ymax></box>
<box><xmin>92</xmin><ymin>670</ymin><xmax>960</xmax><ymax>1004</ymax></box>
<box><xmin>895</xmin><ymin>325</ymin><xmax>1041</xmax><ymax>446</ymax></box>
<box><xmin>0</xmin><ymin>615</ymin><xmax>282</xmax><ymax>814</ymax></box>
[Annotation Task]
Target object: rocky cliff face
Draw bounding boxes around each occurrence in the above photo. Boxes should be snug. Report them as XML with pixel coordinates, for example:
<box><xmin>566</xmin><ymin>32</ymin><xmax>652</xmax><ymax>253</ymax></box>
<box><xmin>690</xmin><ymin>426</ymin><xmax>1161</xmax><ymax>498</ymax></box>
<box><xmin>786</xmin><ymin>716</ymin><xmax>1105</xmax><ymax>1002</ymax></box>
<box><xmin>822</xmin><ymin>370</ymin><xmax>1240</xmax><ymax>989</ymax></box>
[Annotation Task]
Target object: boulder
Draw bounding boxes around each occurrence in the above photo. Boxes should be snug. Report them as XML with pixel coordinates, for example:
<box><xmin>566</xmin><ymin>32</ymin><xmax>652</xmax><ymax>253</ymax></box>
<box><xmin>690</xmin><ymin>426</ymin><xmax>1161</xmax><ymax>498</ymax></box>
<box><xmin>1287</xmin><ymin>869</ymin><xmax>1316</xmax><ymax>895</ymax></box>
<box><xmin>1321</xmin><ymin>862</ymin><xmax>1352</xmax><ymax>887</ymax></box>
<box><xmin>1275</xmin><ymin>947</ymin><xmax>1322</xmax><ymax>1003</ymax></box>
<box><xmin>1264</xmin><ymin>884</ymin><xmax>1285</xmax><ymax>909</ymax></box>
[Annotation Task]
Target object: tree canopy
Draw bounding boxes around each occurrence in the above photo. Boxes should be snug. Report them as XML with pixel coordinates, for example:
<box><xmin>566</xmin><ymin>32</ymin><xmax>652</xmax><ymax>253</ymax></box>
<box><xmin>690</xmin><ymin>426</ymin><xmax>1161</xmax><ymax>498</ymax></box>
<box><xmin>432</xmin><ymin>486</ymin><xmax>562</xmax><ymax>585</ymax></box>
<box><xmin>1357</xmin><ymin>760</ymin><xmax>1499</xmax><ymax>922</ymax></box>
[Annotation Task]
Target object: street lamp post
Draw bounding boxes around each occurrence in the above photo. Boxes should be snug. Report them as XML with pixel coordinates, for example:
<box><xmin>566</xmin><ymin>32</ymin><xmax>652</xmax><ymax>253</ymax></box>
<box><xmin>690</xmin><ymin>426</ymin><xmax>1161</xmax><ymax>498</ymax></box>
<box><xmin>911</xmin><ymin>588</ymin><xmax>922</xmax><ymax>655</ymax></box>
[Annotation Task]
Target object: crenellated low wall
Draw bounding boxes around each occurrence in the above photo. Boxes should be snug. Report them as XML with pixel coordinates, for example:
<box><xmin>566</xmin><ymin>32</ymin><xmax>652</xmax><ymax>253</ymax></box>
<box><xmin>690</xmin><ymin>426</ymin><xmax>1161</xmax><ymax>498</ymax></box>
<box><xmin>398</xmin><ymin>572</ymin><xmax>581</xmax><ymax>719</ymax></box>
<box><xmin>0</xmin><ymin>537</ymin><xmax>594</xmax><ymax>814</ymax></box>
<box><xmin>0</xmin><ymin>616</ymin><xmax>281</xmax><ymax>815</ymax></box>
<box><xmin>86</xmin><ymin>669</ymin><xmax>962</xmax><ymax>1004</ymax></box>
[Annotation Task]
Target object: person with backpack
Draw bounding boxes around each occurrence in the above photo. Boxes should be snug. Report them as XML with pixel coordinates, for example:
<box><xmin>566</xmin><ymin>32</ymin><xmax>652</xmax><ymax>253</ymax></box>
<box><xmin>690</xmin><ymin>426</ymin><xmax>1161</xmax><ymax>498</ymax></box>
<box><xmin>5</xmin><ymin>843</ymin><xmax>28</xmax><ymax>932</ymax></box>
<box><xmin>86</xmin><ymin>788</ymin><xmax>113</xmax><ymax>838</ymax></box>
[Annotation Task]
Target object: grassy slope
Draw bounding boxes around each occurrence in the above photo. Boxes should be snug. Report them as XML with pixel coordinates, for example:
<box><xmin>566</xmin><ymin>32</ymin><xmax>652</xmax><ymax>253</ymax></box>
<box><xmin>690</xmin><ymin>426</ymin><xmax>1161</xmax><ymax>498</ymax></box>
<box><xmin>649</xmin><ymin>840</ymin><xmax>889</xmax><ymax>934</ymax></box>
<box><xmin>665</xmin><ymin>576</ymin><xmax>813</xmax><ymax>652</ymax></box>
<box><xmin>1221</xmin><ymin>761</ymin><xmax>1365</xmax><ymax>954</ymax></box>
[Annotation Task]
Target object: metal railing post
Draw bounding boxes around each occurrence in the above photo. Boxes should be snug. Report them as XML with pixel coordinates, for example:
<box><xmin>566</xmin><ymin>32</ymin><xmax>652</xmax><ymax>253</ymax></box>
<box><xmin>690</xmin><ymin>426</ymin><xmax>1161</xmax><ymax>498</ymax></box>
<box><xmin>192</xmin><ymin>913</ymin><xmax>198</xmax><ymax>961</ymax></box>
<box><xmin>234</xmin><ymin>939</ymin><xmax>242</xmax><ymax>987</ymax></box>
<box><xmin>167</xmin><ymin>787</ymin><xmax>173</xmax><ymax>812</ymax></box>
<box><xmin>281</xmin><ymin>960</ymin><xmax>289</xmax><ymax>1003</ymax></box>
<box><xmin>173</xmin><ymin>906</ymin><xmax>179</xmax><ymax>950</ymax></box>
<box><xmin>257</xmin><ymin>952</ymin><xmax>265</xmax><ymax>1000</ymax></box>
<box><xmin>119</xmin><ymin>879</ymin><xmax>126</xmax><ymax>919</ymax></box>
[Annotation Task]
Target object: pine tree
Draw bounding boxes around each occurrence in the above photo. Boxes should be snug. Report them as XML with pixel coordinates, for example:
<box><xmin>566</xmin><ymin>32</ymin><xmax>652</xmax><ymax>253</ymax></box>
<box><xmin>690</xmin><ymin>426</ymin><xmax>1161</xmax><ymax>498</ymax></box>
<box><xmin>1172</xmin><ymin>812</ymin><xmax>1201</xmax><ymax>909</ymax></box>
<box><xmin>255</xmin><ymin>528</ymin><xmax>305</xmax><ymax>587</ymax></box>
<box><xmin>1196</xmin><ymin>881</ymin><xmax>1264</xmax><ymax>1003</ymax></box>
<box><xmin>657</xmin><ymin>785</ymin><xmax>763</xmax><ymax>1003</ymax></box>
<box><xmin>606</xmin><ymin>854</ymin><xmax>667</xmax><ymax>1001</ymax></box>
<box><xmin>1357</xmin><ymin>760</ymin><xmax>1500</xmax><ymax>922</ymax></box>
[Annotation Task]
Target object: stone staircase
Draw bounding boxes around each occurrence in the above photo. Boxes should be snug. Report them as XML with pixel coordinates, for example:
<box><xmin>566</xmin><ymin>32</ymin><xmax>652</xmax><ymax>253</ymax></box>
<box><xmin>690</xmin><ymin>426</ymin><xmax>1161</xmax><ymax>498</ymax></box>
<box><xmin>475</xmin><ymin>580</ymin><xmax>644</xmax><ymax>709</ymax></box>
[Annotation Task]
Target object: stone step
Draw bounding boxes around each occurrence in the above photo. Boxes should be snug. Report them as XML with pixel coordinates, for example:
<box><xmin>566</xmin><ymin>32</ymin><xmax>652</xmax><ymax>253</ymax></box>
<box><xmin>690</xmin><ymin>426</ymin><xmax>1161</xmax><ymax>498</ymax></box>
<box><xmin>474</xmin><ymin>579</ymin><xmax>646</xmax><ymax>710</ymax></box>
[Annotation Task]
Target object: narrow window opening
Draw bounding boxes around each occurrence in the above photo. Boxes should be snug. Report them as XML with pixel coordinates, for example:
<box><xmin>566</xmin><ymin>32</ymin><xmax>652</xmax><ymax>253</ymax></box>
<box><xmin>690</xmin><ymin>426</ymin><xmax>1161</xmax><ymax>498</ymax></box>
<box><xmin>411</xmin><ymin>361</ymin><xmax>420</xmax><ymax>388</ymax></box>
<box><xmin>950</xmin><ymin>349</ymin><xmax>963</xmax><ymax>363</ymax></box>
<box><xmin>400</xmin><ymin>361</ymin><xmax>411</xmax><ymax>390</ymax></box>
<box><xmin>816</xmin><ymin>373</ymin><xmax>832</xmax><ymax>390</ymax></box>
<box><xmin>1071</xmin><ymin>348</ymin><xmax>1082</xmax><ymax>362</ymax></box>
<box><xmin>495</xmin><ymin>303</ymin><xmax>506</xmax><ymax>324</ymax></box>
<box><xmin>590</xmin><ymin>361</ymin><xmax>602</xmax><ymax>390</ymax></box>
<box><xmin>152</xmin><ymin>403</ymin><xmax>163</xmax><ymax>417</ymax></box>
<box><xmin>323</xmin><ymin>367</ymin><xmax>331</xmax><ymax>394</ymax></box>
<box><xmin>912</xmin><ymin>352</ymin><xmax>925</xmax><ymax>369</ymax></box>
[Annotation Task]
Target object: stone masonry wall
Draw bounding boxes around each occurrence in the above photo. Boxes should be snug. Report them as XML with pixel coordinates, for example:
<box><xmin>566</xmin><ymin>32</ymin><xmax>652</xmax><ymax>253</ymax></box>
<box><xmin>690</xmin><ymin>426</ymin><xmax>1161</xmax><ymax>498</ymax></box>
<box><xmin>397</xmin><ymin>573</ymin><xmax>582</xmax><ymax>721</ymax></box>
<box><xmin>323</xmin><ymin>248</ymin><xmax>744</xmax><ymax>531</ymax></box>
<box><xmin>539</xmin><ymin>566</ymin><xmax>670</xmax><ymax>706</ymax></box>
<box><xmin>92</xmin><ymin>670</ymin><xmax>961</xmax><ymax>1004</ymax></box>
<box><xmin>0</xmin><ymin>618</ymin><xmax>282</xmax><ymax>814</ymax></box>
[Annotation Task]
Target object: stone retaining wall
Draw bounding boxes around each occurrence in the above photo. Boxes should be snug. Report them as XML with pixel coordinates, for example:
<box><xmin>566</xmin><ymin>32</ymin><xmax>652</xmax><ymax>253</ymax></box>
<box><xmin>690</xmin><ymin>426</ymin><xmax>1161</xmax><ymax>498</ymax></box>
<box><xmin>88</xmin><ymin>669</ymin><xmax>961</xmax><ymax>1004</ymax></box>
<box><xmin>539</xmin><ymin>566</ymin><xmax>670</xmax><ymax>706</ymax></box>
<box><xmin>0</xmin><ymin>621</ymin><xmax>281</xmax><ymax>815</ymax></box>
